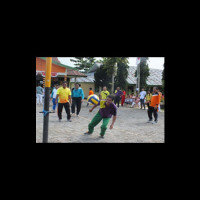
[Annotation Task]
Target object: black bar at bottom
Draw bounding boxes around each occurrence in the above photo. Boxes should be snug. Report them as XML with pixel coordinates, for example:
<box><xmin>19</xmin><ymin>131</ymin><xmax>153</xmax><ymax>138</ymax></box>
<box><xmin>43</xmin><ymin>87</ymin><xmax>50</xmax><ymax>143</ymax></box>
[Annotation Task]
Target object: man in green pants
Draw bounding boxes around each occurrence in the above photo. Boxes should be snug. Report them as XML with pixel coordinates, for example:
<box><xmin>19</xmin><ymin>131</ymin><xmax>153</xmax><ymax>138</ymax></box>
<box><xmin>84</xmin><ymin>95</ymin><xmax>117</xmax><ymax>138</ymax></box>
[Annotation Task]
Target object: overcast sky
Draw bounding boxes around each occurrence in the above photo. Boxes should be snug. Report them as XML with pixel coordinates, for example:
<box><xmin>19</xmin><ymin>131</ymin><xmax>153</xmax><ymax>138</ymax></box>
<box><xmin>58</xmin><ymin>57</ymin><xmax>165</xmax><ymax>70</ymax></box>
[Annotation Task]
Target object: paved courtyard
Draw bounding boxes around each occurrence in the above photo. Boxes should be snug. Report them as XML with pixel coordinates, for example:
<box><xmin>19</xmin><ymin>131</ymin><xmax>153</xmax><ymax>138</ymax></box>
<box><xmin>36</xmin><ymin>100</ymin><xmax>165</xmax><ymax>143</ymax></box>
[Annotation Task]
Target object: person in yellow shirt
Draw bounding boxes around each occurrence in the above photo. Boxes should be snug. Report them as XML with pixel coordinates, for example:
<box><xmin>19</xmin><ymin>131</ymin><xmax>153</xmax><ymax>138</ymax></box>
<box><xmin>56</xmin><ymin>81</ymin><xmax>72</xmax><ymax>122</ymax></box>
<box><xmin>145</xmin><ymin>90</ymin><xmax>152</xmax><ymax>109</ymax></box>
<box><xmin>99</xmin><ymin>86</ymin><xmax>110</xmax><ymax>107</ymax></box>
<box><xmin>100</xmin><ymin>86</ymin><xmax>110</xmax><ymax>100</ymax></box>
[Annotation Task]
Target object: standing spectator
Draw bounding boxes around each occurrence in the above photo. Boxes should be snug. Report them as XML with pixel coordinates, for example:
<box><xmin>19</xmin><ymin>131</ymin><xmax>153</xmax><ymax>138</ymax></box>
<box><xmin>121</xmin><ymin>90</ymin><xmax>126</xmax><ymax>106</ymax></box>
<box><xmin>157</xmin><ymin>89</ymin><xmax>162</xmax><ymax>112</ymax></box>
<box><xmin>87</xmin><ymin>88</ymin><xmax>94</xmax><ymax>106</ymax></box>
<box><xmin>100</xmin><ymin>86</ymin><xmax>110</xmax><ymax>100</ymax></box>
<box><xmin>71</xmin><ymin>83</ymin><xmax>84</xmax><ymax>117</ymax></box>
<box><xmin>114</xmin><ymin>87</ymin><xmax>123</xmax><ymax>108</ymax></box>
<box><xmin>51</xmin><ymin>84</ymin><xmax>56</xmax><ymax>99</ymax></box>
<box><xmin>147</xmin><ymin>87</ymin><xmax>161</xmax><ymax>124</ymax></box>
<box><xmin>99</xmin><ymin>86</ymin><xmax>110</xmax><ymax>108</ymax></box>
<box><xmin>56</xmin><ymin>81</ymin><xmax>72</xmax><ymax>122</ymax></box>
<box><xmin>51</xmin><ymin>84</ymin><xmax>59</xmax><ymax>112</ymax></box>
<box><xmin>145</xmin><ymin>90</ymin><xmax>152</xmax><ymax>110</ymax></box>
<box><xmin>89</xmin><ymin>88</ymin><xmax>94</xmax><ymax>96</ymax></box>
<box><xmin>139</xmin><ymin>88</ymin><xmax>147</xmax><ymax>110</ymax></box>
<box><xmin>36</xmin><ymin>84</ymin><xmax>43</xmax><ymax>105</ymax></box>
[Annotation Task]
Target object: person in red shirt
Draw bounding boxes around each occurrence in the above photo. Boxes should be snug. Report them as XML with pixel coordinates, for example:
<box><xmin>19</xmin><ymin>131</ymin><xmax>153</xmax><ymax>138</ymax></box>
<box><xmin>121</xmin><ymin>90</ymin><xmax>126</xmax><ymax>106</ymax></box>
<box><xmin>147</xmin><ymin>87</ymin><xmax>160</xmax><ymax>124</ymax></box>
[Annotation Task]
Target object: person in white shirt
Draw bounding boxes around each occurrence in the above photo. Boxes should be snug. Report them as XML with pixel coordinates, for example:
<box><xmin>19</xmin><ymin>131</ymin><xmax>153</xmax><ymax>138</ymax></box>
<box><xmin>139</xmin><ymin>88</ymin><xmax>147</xmax><ymax>110</ymax></box>
<box><xmin>52</xmin><ymin>84</ymin><xmax>59</xmax><ymax>112</ymax></box>
<box><xmin>36</xmin><ymin>84</ymin><xmax>44</xmax><ymax>105</ymax></box>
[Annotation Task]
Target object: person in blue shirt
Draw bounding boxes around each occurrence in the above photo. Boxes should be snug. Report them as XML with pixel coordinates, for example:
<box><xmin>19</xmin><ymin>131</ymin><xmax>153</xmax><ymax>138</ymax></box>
<box><xmin>71</xmin><ymin>83</ymin><xmax>84</xmax><ymax>117</ymax></box>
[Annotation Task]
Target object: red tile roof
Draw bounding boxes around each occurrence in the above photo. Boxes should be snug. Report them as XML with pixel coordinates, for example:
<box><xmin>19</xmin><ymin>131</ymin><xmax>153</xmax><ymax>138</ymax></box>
<box><xmin>67</xmin><ymin>68</ymin><xmax>87</xmax><ymax>77</ymax></box>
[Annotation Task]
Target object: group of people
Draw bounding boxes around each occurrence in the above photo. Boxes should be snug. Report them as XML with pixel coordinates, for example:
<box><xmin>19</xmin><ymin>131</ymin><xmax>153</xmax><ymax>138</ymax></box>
<box><xmin>36</xmin><ymin>82</ymin><xmax>85</xmax><ymax>122</ymax></box>
<box><xmin>52</xmin><ymin>82</ymin><xmax>85</xmax><ymax>122</ymax></box>
<box><xmin>36</xmin><ymin>82</ymin><xmax>163</xmax><ymax>138</ymax></box>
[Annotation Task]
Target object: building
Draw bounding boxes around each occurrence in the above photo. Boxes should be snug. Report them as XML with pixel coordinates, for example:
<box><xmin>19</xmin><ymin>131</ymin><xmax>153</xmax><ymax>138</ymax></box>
<box><xmin>36</xmin><ymin>57</ymin><xmax>87</xmax><ymax>88</ymax></box>
<box><xmin>70</xmin><ymin>63</ymin><xmax>163</xmax><ymax>98</ymax></box>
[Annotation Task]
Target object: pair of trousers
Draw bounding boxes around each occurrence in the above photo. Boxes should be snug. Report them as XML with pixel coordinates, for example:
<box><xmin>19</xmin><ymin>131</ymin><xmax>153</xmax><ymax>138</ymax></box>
<box><xmin>140</xmin><ymin>99</ymin><xmax>145</xmax><ymax>109</ymax></box>
<box><xmin>58</xmin><ymin>102</ymin><xmax>71</xmax><ymax>120</ymax></box>
<box><xmin>146</xmin><ymin>102</ymin><xmax>150</xmax><ymax>109</ymax></box>
<box><xmin>88</xmin><ymin>112</ymin><xmax>111</xmax><ymax>136</ymax></box>
<box><xmin>71</xmin><ymin>97</ymin><xmax>82</xmax><ymax>115</ymax></box>
<box><xmin>52</xmin><ymin>98</ymin><xmax>57</xmax><ymax>110</ymax></box>
<box><xmin>148</xmin><ymin>106</ymin><xmax>158</xmax><ymax>121</ymax></box>
<box><xmin>36</xmin><ymin>94</ymin><xmax>43</xmax><ymax>104</ymax></box>
<box><xmin>114</xmin><ymin>96</ymin><xmax>121</xmax><ymax>107</ymax></box>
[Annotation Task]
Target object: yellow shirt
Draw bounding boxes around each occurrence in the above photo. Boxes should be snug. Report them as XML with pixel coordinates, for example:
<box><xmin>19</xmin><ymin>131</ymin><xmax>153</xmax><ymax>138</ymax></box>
<box><xmin>56</xmin><ymin>87</ymin><xmax>71</xmax><ymax>103</ymax></box>
<box><xmin>100</xmin><ymin>91</ymin><xmax>110</xmax><ymax>107</ymax></box>
<box><xmin>100</xmin><ymin>90</ymin><xmax>110</xmax><ymax>100</ymax></box>
<box><xmin>146</xmin><ymin>94</ymin><xmax>152</xmax><ymax>101</ymax></box>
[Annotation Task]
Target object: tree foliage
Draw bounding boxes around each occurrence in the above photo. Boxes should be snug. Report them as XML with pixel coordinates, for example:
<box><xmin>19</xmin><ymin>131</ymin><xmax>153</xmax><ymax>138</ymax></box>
<box><xmin>114</xmin><ymin>61</ymin><xmax>129</xmax><ymax>90</ymax></box>
<box><xmin>94</xmin><ymin>64</ymin><xmax>112</xmax><ymax>91</ymax></box>
<box><xmin>70</xmin><ymin>57</ymin><xmax>96</xmax><ymax>73</ymax></box>
<box><xmin>102</xmin><ymin>57</ymin><xmax>129</xmax><ymax>75</ymax></box>
<box><xmin>135</xmin><ymin>57</ymin><xmax>150</xmax><ymax>90</ymax></box>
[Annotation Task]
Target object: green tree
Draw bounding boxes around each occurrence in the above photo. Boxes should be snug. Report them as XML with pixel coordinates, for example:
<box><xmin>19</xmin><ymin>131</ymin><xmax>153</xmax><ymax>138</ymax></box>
<box><xmin>70</xmin><ymin>57</ymin><xmax>96</xmax><ymax>73</ymax></box>
<box><xmin>115</xmin><ymin>61</ymin><xmax>129</xmax><ymax>90</ymax></box>
<box><xmin>102</xmin><ymin>57</ymin><xmax>129</xmax><ymax>93</ymax></box>
<box><xmin>94</xmin><ymin>64</ymin><xmax>112</xmax><ymax>92</ymax></box>
<box><xmin>135</xmin><ymin>57</ymin><xmax>150</xmax><ymax>90</ymax></box>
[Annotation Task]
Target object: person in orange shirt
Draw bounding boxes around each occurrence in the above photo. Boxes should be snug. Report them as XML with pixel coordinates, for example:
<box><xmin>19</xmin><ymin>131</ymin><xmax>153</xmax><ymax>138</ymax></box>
<box><xmin>89</xmin><ymin>88</ymin><xmax>94</xmax><ymax>96</ymax></box>
<box><xmin>157</xmin><ymin>89</ymin><xmax>162</xmax><ymax>112</ymax></box>
<box><xmin>147</xmin><ymin>87</ymin><xmax>160</xmax><ymax>124</ymax></box>
<box><xmin>87</xmin><ymin>88</ymin><xmax>94</xmax><ymax>106</ymax></box>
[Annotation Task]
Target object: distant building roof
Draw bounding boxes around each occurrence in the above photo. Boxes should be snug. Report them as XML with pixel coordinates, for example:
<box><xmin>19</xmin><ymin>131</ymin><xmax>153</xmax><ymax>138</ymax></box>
<box><xmin>87</xmin><ymin>62</ymin><xmax>103</xmax><ymax>73</ymax></box>
<box><xmin>71</xmin><ymin>73</ymin><xmax>95</xmax><ymax>83</ymax></box>
<box><xmin>126</xmin><ymin>66</ymin><xmax>162</xmax><ymax>85</ymax></box>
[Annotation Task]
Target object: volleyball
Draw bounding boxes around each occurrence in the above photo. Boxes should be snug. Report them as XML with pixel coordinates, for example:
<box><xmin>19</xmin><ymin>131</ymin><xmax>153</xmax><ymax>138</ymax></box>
<box><xmin>87</xmin><ymin>94</ymin><xmax>100</xmax><ymax>105</ymax></box>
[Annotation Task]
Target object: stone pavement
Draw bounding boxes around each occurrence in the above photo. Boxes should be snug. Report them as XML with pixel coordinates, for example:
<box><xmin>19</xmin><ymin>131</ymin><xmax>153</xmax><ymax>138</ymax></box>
<box><xmin>36</xmin><ymin>100</ymin><xmax>165</xmax><ymax>143</ymax></box>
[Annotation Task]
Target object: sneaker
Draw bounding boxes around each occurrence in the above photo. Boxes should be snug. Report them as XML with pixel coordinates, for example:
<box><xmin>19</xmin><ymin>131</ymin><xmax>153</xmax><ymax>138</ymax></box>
<box><xmin>146</xmin><ymin>120</ymin><xmax>153</xmax><ymax>123</ymax></box>
<box><xmin>151</xmin><ymin>121</ymin><xmax>158</xmax><ymax>124</ymax></box>
<box><xmin>84</xmin><ymin>132</ymin><xmax>92</xmax><ymax>135</ymax></box>
<box><xmin>76</xmin><ymin>115</ymin><xmax>79</xmax><ymax>117</ymax></box>
<box><xmin>59</xmin><ymin>119</ymin><xmax>62</xmax><ymax>122</ymax></box>
<box><xmin>72</xmin><ymin>113</ymin><xmax>75</xmax><ymax>117</ymax></box>
<box><xmin>99</xmin><ymin>135</ymin><xmax>104</xmax><ymax>139</ymax></box>
<box><xmin>67</xmin><ymin>119</ymin><xmax>72</xmax><ymax>122</ymax></box>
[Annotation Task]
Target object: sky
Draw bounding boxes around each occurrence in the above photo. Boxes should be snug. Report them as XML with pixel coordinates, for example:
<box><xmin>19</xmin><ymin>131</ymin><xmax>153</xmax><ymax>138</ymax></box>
<box><xmin>58</xmin><ymin>57</ymin><xmax>165</xmax><ymax>70</ymax></box>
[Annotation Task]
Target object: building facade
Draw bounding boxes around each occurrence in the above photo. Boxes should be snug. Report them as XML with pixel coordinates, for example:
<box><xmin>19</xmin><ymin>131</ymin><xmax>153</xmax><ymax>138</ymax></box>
<box><xmin>36</xmin><ymin>57</ymin><xmax>87</xmax><ymax>88</ymax></box>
